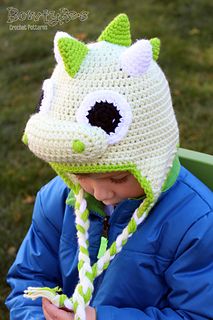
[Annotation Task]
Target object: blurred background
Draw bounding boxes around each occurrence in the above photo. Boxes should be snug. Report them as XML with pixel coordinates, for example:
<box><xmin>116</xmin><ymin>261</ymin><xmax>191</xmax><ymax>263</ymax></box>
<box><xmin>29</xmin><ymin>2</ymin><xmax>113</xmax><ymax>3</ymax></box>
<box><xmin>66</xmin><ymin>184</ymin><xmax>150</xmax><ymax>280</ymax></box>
<box><xmin>0</xmin><ymin>0</ymin><xmax>212</xmax><ymax>318</ymax></box>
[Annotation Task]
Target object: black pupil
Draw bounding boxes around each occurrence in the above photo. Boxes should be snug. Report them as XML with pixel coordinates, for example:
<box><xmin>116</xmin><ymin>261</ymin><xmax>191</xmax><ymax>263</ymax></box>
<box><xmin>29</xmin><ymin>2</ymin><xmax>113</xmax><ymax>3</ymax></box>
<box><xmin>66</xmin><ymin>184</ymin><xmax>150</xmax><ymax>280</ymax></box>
<box><xmin>35</xmin><ymin>89</ymin><xmax>44</xmax><ymax>113</ymax></box>
<box><xmin>86</xmin><ymin>101</ymin><xmax>122</xmax><ymax>134</ymax></box>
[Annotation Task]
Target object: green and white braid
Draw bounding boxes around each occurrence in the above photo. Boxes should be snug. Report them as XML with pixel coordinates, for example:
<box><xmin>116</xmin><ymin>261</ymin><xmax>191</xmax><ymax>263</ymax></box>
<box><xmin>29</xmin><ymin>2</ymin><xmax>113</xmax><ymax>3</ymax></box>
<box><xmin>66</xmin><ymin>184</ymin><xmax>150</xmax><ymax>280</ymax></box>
<box><xmin>72</xmin><ymin>187</ymin><xmax>94</xmax><ymax>320</ymax></box>
<box><xmin>24</xmin><ymin>185</ymin><xmax>153</xmax><ymax>320</ymax></box>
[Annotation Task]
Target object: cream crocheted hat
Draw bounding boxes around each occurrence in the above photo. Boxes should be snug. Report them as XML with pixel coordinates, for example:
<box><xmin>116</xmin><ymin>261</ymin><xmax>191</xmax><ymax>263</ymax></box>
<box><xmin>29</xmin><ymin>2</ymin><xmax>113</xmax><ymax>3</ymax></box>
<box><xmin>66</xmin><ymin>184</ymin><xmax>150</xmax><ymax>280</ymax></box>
<box><xmin>23</xmin><ymin>13</ymin><xmax>180</xmax><ymax>320</ymax></box>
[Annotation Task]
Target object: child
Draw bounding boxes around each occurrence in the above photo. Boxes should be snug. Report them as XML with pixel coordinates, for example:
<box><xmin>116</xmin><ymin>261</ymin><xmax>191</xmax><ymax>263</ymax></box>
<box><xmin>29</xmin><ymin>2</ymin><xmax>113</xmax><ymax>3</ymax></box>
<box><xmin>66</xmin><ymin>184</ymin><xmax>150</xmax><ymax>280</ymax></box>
<box><xmin>5</xmin><ymin>13</ymin><xmax>213</xmax><ymax>320</ymax></box>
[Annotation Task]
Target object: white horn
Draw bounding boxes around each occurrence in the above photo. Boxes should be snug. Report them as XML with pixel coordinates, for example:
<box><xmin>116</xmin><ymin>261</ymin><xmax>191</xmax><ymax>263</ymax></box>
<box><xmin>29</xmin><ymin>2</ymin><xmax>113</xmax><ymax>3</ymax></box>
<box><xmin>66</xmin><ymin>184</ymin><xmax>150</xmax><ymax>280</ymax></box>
<box><xmin>120</xmin><ymin>39</ymin><xmax>152</xmax><ymax>76</ymax></box>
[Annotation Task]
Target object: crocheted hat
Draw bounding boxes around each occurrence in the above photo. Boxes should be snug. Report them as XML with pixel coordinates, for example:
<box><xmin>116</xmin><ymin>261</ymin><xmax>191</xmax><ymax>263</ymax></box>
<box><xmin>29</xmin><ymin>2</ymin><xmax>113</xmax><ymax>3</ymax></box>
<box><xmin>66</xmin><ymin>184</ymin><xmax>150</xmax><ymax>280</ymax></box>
<box><xmin>23</xmin><ymin>13</ymin><xmax>179</xmax><ymax>320</ymax></box>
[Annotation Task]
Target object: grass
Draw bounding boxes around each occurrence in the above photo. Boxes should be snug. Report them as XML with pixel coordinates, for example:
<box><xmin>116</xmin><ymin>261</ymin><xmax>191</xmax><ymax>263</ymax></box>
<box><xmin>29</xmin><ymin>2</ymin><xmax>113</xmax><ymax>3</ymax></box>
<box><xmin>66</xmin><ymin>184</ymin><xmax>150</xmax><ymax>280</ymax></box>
<box><xmin>0</xmin><ymin>0</ymin><xmax>212</xmax><ymax>318</ymax></box>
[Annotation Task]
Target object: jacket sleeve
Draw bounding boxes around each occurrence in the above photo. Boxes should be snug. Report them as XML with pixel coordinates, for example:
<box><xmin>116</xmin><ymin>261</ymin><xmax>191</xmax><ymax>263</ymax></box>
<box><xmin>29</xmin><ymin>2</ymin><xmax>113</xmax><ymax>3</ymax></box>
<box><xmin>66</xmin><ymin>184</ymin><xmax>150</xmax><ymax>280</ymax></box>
<box><xmin>5</xmin><ymin>189</ymin><xmax>63</xmax><ymax>320</ymax></box>
<box><xmin>95</xmin><ymin>211</ymin><xmax>213</xmax><ymax>320</ymax></box>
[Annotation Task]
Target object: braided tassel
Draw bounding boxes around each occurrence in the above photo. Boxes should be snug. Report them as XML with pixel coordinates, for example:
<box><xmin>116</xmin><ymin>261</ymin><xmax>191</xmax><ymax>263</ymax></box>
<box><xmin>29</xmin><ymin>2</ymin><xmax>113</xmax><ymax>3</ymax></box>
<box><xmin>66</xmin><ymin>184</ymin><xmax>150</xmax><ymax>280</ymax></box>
<box><xmin>24</xmin><ymin>191</ymin><xmax>153</xmax><ymax>320</ymax></box>
<box><xmin>24</xmin><ymin>186</ymin><xmax>95</xmax><ymax>320</ymax></box>
<box><xmin>92</xmin><ymin>198</ymin><xmax>151</xmax><ymax>278</ymax></box>
<box><xmin>72</xmin><ymin>187</ymin><xmax>94</xmax><ymax>320</ymax></box>
<box><xmin>23</xmin><ymin>286</ymin><xmax>73</xmax><ymax>310</ymax></box>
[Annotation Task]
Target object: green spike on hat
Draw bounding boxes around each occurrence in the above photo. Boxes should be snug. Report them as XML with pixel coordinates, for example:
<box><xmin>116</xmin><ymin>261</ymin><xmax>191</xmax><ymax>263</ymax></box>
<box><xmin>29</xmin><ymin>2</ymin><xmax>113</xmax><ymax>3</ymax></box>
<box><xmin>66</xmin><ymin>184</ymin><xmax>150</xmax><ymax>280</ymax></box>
<box><xmin>98</xmin><ymin>13</ymin><xmax>132</xmax><ymax>47</ymax></box>
<box><xmin>57</xmin><ymin>37</ymin><xmax>89</xmax><ymax>78</ymax></box>
<box><xmin>150</xmin><ymin>38</ymin><xmax>161</xmax><ymax>61</ymax></box>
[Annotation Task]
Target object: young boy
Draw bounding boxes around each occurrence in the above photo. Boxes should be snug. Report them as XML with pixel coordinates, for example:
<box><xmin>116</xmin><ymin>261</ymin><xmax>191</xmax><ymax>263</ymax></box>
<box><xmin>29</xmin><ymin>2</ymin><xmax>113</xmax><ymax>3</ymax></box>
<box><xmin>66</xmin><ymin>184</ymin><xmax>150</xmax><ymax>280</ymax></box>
<box><xmin>6</xmin><ymin>14</ymin><xmax>213</xmax><ymax>320</ymax></box>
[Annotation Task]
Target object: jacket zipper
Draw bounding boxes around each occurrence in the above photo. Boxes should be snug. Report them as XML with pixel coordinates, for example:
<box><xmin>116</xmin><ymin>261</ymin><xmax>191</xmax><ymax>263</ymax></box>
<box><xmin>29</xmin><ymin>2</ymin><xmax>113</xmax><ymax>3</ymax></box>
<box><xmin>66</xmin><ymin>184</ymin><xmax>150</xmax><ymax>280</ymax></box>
<box><xmin>102</xmin><ymin>216</ymin><xmax>110</xmax><ymax>239</ymax></box>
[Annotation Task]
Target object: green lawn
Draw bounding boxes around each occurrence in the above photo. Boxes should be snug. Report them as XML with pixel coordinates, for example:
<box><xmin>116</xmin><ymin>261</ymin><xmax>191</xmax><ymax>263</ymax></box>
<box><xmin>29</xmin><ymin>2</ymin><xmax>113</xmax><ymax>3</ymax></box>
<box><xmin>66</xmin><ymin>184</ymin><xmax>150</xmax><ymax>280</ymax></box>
<box><xmin>0</xmin><ymin>0</ymin><xmax>212</xmax><ymax>318</ymax></box>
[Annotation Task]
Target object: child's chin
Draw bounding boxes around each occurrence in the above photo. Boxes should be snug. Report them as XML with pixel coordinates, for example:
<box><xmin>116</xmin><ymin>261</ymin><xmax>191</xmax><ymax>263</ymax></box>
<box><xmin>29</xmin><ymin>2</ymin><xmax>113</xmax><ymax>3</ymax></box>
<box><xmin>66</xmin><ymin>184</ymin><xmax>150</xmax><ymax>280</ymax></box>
<box><xmin>103</xmin><ymin>200</ymin><xmax>119</xmax><ymax>206</ymax></box>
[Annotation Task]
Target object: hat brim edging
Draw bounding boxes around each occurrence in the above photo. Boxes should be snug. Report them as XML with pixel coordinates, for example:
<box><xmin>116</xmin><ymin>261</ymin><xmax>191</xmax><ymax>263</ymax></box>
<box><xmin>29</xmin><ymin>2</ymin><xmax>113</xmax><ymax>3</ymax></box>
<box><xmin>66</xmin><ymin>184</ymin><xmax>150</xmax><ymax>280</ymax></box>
<box><xmin>49</xmin><ymin>162</ymin><xmax>155</xmax><ymax>206</ymax></box>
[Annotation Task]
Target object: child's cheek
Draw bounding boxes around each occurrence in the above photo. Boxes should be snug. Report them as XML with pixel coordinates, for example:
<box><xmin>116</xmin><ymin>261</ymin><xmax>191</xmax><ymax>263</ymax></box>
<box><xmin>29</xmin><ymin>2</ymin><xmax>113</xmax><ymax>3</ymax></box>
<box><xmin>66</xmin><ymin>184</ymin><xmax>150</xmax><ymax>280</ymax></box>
<box><xmin>78</xmin><ymin>180</ymin><xmax>93</xmax><ymax>196</ymax></box>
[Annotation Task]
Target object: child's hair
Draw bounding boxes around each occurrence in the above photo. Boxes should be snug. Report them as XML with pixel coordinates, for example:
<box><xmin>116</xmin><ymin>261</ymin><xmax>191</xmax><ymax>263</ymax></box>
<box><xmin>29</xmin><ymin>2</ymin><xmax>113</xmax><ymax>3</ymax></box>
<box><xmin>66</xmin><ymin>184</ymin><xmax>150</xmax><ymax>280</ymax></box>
<box><xmin>23</xmin><ymin>13</ymin><xmax>179</xmax><ymax>320</ymax></box>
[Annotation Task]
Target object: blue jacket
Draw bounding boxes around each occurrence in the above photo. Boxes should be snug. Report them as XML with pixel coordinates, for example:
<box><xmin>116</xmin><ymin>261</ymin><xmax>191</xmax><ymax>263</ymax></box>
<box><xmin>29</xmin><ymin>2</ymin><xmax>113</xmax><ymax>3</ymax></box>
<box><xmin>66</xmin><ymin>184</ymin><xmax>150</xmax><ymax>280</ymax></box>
<box><xmin>5</xmin><ymin>166</ymin><xmax>213</xmax><ymax>319</ymax></box>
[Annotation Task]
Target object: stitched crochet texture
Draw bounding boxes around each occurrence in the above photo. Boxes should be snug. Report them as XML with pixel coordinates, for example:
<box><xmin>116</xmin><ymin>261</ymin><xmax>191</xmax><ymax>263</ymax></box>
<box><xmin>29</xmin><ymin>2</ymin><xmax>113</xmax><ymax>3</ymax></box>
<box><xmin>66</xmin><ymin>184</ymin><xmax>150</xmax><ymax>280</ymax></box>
<box><xmin>23</xmin><ymin>13</ymin><xmax>179</xmax><ymax>320</ymax></box>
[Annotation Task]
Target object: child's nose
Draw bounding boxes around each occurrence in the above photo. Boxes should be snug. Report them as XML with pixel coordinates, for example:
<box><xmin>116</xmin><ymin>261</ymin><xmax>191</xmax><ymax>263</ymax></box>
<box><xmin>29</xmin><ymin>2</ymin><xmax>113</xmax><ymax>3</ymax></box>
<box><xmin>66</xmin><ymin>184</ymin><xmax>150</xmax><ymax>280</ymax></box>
<box><xmin>93</xmin><ymin>182</ymin><xmax>114</xmax><ymax>202</ymax></box>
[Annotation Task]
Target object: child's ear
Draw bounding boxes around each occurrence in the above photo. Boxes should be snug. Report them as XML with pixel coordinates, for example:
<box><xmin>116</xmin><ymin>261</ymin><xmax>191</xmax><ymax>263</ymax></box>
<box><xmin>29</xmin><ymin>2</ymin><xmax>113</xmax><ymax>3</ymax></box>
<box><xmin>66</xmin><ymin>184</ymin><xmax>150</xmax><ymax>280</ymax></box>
<box><xmin>53</xmin><ymin>31</ymin><xmax>89</xmax><ymax>78</ymax></box>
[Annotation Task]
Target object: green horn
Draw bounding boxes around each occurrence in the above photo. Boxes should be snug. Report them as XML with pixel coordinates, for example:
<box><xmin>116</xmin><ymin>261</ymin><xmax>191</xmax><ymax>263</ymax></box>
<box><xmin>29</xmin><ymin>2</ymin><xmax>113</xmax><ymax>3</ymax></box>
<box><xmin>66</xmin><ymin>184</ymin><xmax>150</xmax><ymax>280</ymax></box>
<box><xmin>57</xmin><ymin>37</ymin><xmax>89</xmax><ymax>78</ymax></box>
<box><xmin>150</xmin><ymin>38</ymin><xmax>161</xmax><ymax>61</ymax></box>
<box><xmin>98</xmin><ymin>13</ymin><xmax>132</xmax><ymax>47</ymax></box>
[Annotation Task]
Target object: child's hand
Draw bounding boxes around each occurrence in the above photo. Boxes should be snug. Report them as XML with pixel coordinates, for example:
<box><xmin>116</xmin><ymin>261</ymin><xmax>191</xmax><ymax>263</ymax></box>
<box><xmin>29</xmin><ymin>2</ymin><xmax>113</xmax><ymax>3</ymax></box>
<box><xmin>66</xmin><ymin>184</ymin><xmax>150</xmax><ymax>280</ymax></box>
<box><xmin>42</xmin><ymin>298</ymin><xmax>73</xmax><ymax>319</ymax></box>
<box><xmin>42</xmin><ymin>298</ymin><xmax>96</xmax><ymax>320</ymax></box>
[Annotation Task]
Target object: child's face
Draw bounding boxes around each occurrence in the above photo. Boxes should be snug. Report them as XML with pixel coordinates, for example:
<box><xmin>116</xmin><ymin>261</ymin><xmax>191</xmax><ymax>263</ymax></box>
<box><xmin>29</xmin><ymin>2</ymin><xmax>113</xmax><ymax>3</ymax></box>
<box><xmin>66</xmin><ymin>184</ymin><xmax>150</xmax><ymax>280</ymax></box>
<box><xmin>75</xmin><ymin>171</ymin><xmax>145</xmax><ymax>205</ymax></box>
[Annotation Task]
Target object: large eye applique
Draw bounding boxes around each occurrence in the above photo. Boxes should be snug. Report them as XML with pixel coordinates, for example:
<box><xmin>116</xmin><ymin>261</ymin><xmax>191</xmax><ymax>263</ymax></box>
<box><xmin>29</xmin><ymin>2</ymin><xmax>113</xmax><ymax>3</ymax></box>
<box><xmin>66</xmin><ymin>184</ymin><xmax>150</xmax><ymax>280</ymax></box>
<box><xmin>76</xmin><ymin>90</ymin><xmax>132</xmax><ymax>144</ymax></box>
<box><xmin>86</xmin><ymin>101</ymin><xmax>122</xmax><ymax>134</ymax></box>
<box><xmin>35</xmin><ymin>78</ymin><xmax>54</xmax><ymax>113</ymax></box>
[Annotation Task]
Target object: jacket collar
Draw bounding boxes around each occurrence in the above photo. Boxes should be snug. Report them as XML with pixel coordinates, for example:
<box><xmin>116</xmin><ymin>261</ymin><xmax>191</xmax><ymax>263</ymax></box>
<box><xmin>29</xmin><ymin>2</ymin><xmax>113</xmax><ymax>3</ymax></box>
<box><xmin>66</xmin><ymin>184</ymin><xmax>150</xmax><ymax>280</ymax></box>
<box><xmin>108</xmin><ymin>197</ymin><xmax>145</xmax><ymax>225</ymax></box>
<box><xmin>89</xmin><ymin>197</ymin><xmax>144</xmax><ymax>225</ymax></box>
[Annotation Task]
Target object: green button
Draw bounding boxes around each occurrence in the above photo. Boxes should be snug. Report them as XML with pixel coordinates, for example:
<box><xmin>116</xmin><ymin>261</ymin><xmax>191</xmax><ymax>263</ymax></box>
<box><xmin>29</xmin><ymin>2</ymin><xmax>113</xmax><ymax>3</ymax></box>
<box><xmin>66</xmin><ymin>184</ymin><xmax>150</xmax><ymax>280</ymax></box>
<box><xmin>72</xmin><ymin>140</ymin><xmax>85</xmax><ymax>153</ymax></box>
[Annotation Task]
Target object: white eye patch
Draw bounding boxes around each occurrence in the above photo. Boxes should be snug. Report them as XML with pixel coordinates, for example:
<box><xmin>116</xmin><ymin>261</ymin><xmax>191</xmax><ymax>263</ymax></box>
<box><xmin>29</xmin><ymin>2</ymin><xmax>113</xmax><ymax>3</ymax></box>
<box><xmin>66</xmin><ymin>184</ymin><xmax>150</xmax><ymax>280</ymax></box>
<box><xmin>76</xmin><ymin>90</ymin><xmax>132</xmax><ymax>144</ymax></box>
<box><xmin>39</xmin><ymin>78</ymin><xmax>54</xmax><ymax>114</ymax></box>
